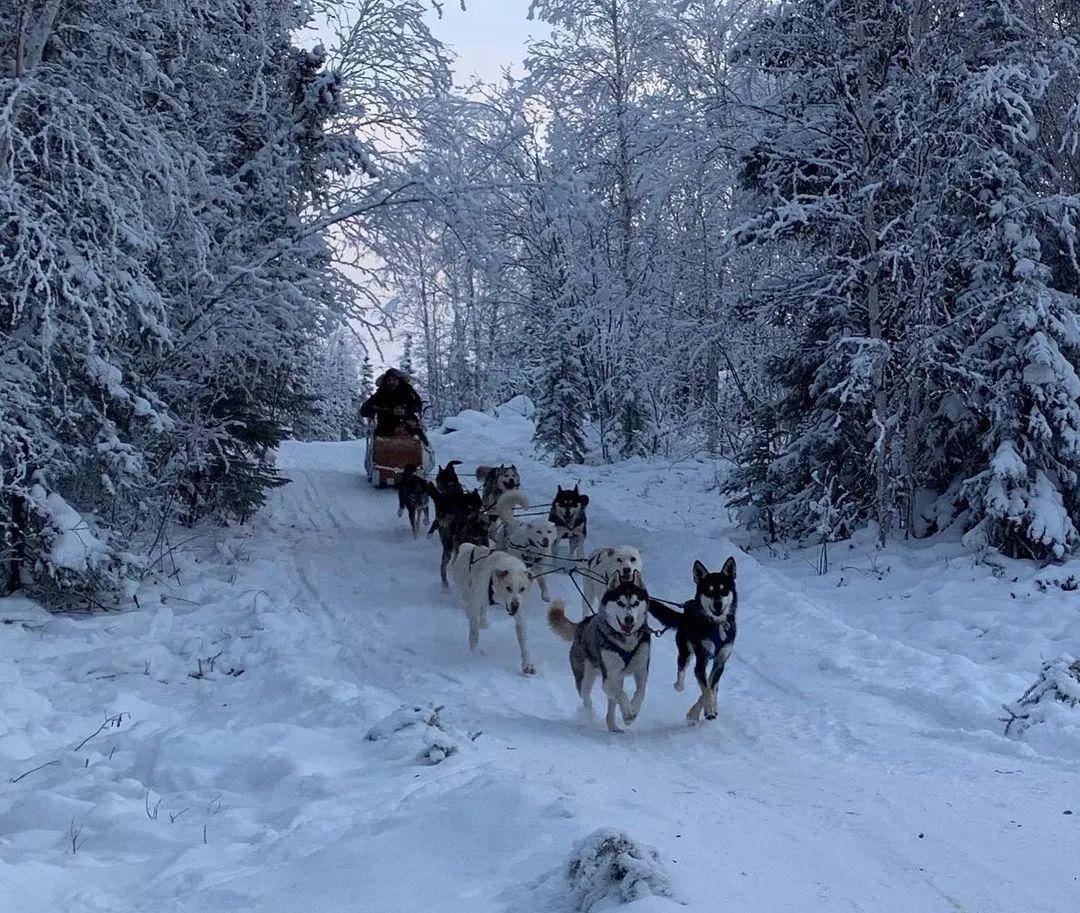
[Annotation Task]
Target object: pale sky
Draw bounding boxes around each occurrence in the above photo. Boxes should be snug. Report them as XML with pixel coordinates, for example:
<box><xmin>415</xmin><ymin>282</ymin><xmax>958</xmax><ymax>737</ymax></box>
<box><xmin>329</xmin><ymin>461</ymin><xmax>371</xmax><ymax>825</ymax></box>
<box><xmin>424</xmin><ymin>0</ymin><xmax>546</xmax><ymax>85</ymax></box>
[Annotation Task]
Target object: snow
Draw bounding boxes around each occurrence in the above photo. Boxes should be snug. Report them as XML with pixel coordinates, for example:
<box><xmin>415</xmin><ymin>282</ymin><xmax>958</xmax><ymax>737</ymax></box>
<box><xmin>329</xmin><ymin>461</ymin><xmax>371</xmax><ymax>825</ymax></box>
<box><xmin>2</xmin><ymin>405</ymin><xmax>1079</xmax><ymax>912</ymax></box>
<box><xmin>28</xmin><ymin>488</ymin><xmax>110</xmax><ymax>573</ymax></box>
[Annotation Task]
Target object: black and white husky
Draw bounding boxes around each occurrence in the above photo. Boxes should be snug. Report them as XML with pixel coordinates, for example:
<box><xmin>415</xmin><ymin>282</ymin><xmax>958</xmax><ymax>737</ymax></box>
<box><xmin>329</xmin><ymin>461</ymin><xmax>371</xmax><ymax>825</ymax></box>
<box><xmin>647</xmin><ymin>558</ymin><xmax>738</xmax><ymax>724</ymax></box>
<box><xmin>548</xmin><ymin>485</ymin><xmax>589</xmax><ymax>561</ymax></box>
<box><xmin>547</xmin><ymin>574</ymin><xmax>651</xmax><ymax>733</ymax></box>
<box><xmin>476</xmin><ymin>463</ymin><xmax>521</xmax><ymax>518</ymax></box>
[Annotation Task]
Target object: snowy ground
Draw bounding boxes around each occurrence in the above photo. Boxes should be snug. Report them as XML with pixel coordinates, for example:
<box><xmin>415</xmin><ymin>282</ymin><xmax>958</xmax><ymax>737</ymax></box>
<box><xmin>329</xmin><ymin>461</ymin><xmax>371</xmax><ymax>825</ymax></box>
<box><xmin>2</xmin><ymin>401</ymin><xmax>1078</xmax><ymax>912</ymax></box>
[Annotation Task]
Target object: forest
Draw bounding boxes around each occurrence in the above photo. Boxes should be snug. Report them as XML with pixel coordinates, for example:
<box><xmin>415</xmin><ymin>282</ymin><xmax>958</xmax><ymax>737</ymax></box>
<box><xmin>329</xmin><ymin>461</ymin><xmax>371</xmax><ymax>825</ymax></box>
<box><xmin>5</xmin><ymin>0</ymin><xmax>1080</xmax><ymax>610</ymax></box>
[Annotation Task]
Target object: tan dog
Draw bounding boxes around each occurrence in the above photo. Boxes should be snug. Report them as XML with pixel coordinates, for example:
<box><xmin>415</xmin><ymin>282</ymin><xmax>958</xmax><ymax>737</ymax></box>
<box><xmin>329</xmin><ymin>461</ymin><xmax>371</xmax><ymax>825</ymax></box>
<box><xmin>581</xmin><ymin>546</ymin><xmax>644</xmax><ymax>613</ymax></box>
<box><xmin>451</xmin><ymin>543</ymin><xmax>537</xmax><ymax>675</ymax></box>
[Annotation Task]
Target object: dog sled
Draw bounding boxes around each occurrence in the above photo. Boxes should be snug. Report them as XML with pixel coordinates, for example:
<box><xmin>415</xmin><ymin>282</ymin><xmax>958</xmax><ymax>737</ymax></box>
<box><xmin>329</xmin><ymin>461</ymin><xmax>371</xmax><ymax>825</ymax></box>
<box><xmin>364</xmin><ymin>428</ymin><xmax>434</xmax><ymax>487</ymax></box>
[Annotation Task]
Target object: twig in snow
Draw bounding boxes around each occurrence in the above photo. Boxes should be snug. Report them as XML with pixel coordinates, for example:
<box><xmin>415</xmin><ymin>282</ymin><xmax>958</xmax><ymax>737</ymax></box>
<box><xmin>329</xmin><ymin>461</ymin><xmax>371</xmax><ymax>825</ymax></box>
<box><xmin>145</xmin><ymin>789</ymin><xmax>162</xmax><ymax>820</ymax></box>
<box><xmin>189</xmin><ymin>650</ymin><xmax>225</xmax><ymax>679</ymax></box>
<box><xmin>161</xmin><ymin>593</ymin><xmax>200</xmax><ymax>606</ymax></box>
<box><xmin>9</xmin><ymin>759</ymin><xmax>60</xmax><ymax>783</ymax></box>
<box><xmin>169</xmin><ymin>807</ymin><xmax>191</xmax><ymax>823</ymax></box>
<box><xmin>73</xmin><ymin>712</ymin><xmax>128</xmax><ymax>752</ymax></box>
<box><xmin>69</xmin><ymin>817</ymin><xmax>85</xmax><ymax>854</ymax></box>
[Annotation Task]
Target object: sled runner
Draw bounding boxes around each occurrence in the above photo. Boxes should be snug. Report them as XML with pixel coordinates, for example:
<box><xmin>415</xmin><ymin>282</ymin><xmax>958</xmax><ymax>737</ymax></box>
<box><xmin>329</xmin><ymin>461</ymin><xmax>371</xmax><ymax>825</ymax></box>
<box><xmin>365</xmin><ymin>428</ymin><xmax>434</xmax><ymax>487</ymax></box>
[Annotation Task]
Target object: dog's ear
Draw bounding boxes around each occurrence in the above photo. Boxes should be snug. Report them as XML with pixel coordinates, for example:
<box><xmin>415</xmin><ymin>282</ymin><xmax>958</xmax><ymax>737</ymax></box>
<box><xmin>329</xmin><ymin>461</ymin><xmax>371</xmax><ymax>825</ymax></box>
<box><xmin>556</xmin><ymin>484</ymin><xmax>564</xmax><ymax>494</ymax></box>
<box><xmin>602</xmin><ymin>548</ymin><xmax>613</xmax><ymax>558</ymax></box>
<box><xmin>631</xmin><ymin>569</ymin><xmax>644</xmax><ymax>589</ymax></box>
<box><xmin>580</xmin><ymin>494</ymin><xmax>589</xmax><ymax>506</ymax></box>
<box><xmin>721</xmin><ymin>556</ymin><xmax>737</xmax><ymax>580</ymax></box>
<box><xmin>573</xmin><ymin>484</ymin><xmax>579</xmax><ymax>494</ymax></box>
<box><xmin>693</xmin><ymin>560</ymin><xmax>709</xmax><ymax>584</ymax></box>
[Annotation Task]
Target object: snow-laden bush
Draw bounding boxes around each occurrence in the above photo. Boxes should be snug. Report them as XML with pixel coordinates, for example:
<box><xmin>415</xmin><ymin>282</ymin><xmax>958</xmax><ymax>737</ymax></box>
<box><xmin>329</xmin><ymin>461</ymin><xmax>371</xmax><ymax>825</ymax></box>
<box><xmin>365</xmin><ymin>703</ymin><xmax>465</xmax><ymax>765</ymax></box>
<box><xmin>565</xmin><ymin>828</ymin><xmax>677</xmax><ymax>912</ymax></box>
<box><xmin>1002</xmin><ymin>655</ymin><xmax>1080</xmax><ymax>741</ymax></box>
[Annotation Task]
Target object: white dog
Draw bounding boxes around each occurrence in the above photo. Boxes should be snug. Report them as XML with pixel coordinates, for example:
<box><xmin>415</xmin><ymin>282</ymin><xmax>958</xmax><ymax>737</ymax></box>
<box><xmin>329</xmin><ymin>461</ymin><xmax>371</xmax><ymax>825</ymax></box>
<box><xmin>493</xmin><ymin>491</ymin><xmax>557</xmax><ymax>603</ymax></box>
<box><xmin>451</xmin><ymin>543</ymin><xmax>538</xmax><ymax>675</ymax></box>
<box><xmin>581</xmin><ymin>546</ymin><xmax>644</xmax><ymax>613</ymax></box>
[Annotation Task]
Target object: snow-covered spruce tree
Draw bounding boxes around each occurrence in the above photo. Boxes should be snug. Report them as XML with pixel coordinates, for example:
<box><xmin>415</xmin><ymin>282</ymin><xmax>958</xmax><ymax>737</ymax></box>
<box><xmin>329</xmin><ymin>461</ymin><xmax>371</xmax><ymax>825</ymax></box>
<box><xmin>534</xmin><ymin>324</ymin><xmax>589</xmax><ymax>466</ymax></box>
<box><xmin>399</xmin><ymin>332</ymin><xmax>416</xmax><ymax>378</ymax></box>
<box><xmin>1</xmin><ymin>0</ymin><xmax>202</xmax><ymax>602</ymax></box>
<box><xmin>294</xmin><ymin>329</ymin><xmax>366</xmax><ymax>442</ymax></box>
<box><xmin>359</xmin><ymin>353</ymin><xmax>375</xmax><ymax>402</ymax></box>
<box><xmin>948</xmin><ymin>1</ymin><xmax>1080</xmax><ymax>559</ymax></box>
<box><xmin>726</xmin><ymin>1</ymin><xmax>931</xmax><ymax>544</ymax></box>
<box><xmin>171</xmin><ymin>10</ymin><xmax>360</xmax><ymax>527</ymax></box>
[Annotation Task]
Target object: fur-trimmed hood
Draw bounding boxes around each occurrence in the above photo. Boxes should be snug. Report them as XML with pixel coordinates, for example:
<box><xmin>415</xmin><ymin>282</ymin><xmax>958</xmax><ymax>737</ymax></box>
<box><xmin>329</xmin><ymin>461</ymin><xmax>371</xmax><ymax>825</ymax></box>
<box><xmin>376</xmin><ymin>367</ymin><xmax>412</xmax><ymax>388</ymax></box>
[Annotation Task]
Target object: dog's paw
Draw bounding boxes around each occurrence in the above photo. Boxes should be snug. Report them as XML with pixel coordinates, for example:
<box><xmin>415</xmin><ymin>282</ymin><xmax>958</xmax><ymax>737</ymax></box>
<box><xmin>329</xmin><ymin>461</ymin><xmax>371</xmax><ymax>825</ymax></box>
<box><xmin>704</xmin><ymin>709</ymin><xmax>717</xmax><ymax>721</ymax></box>
<box><xmin>673</xmin><ymin>679</ymin><xmax>685</xmax><ymax>692</ymax></box>
<box><xmin>622</xmin><ymin>711</ymin><xmax>638</xmax><ymax>726</ymax></box>
<box><xmin>607</xmin><ymin>724</ymin><xmax>625</xmax><ymax>734</ymax></box>
<box><xmin>521</xmin><ymin>662</ymin><xmax>537</xmax><ymax>676</ymax></box>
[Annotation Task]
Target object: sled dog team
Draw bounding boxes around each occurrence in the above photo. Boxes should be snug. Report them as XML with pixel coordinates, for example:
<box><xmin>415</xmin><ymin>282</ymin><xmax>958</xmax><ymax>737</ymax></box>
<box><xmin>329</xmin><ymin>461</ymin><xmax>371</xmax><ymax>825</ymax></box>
<box><xmin>398</xmin><ymin>460</ymin><xmax>738</xmax><ymax>733</ymax></box>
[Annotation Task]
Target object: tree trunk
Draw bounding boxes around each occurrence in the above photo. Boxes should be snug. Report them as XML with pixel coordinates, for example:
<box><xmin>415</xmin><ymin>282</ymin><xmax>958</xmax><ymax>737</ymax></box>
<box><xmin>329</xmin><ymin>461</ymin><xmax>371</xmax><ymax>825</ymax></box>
<box><xmin>856</xmin><ymin>16</ymin><xmax>890</xmax><ymax>547</ymax></box>
<box><xmin>7</xmin><ymin>492</ymin><xmax>27</xmax><ymax>594</ymax></box>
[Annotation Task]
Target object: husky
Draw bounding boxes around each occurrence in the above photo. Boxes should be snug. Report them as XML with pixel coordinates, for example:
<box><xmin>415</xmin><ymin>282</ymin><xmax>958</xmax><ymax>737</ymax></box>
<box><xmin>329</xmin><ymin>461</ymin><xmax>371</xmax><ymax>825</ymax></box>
<box><xmin>428</xmin><ymin>486</ymin><xmax>488</xmax><ymax>587</ymax></box>
<box><xmin>451</xmin><ymin>543</ymin><xmax>537</xmax><ymax>675</ymax></box>
<box><xmin>547</xmin><ymin>574</ymin><xmax>651</xmax><ymax>733</ymax></box>
<box><xmin>493</xmin><ymin>490</ymin><xmax>557</xmax><ymax>603</ymax></box>
<box><xmin>581</xmin><ymin>546</ymin><xmax>644</xmax><ymax>613</ymax></box>
<box><xmin>397</xmin><ymin>465</ymin><xmax>431</xmax><ymax>538</ymax></box>
<box><xmin>427</xmin><ymin>460</ymin><xmax>465</xmax><ymax>538</ymax></box>
<box><xmin>476</xmin><ymin>464</ymin><xmax>521</xmax><ymax>518</ymax></box>
<box><xmin>647</xmin><ymin>558</ymin><xmax>738</xmax><ymax>724</ymax></box>
<box><xmin>434</xmin><ymin>460</ymin><xmax>465</xmax><ymax>498</ymax></box>
<box><xmin>548</xmin><ymin>485</ymin><xmax>589</xmax><ymax>561</ymax></box>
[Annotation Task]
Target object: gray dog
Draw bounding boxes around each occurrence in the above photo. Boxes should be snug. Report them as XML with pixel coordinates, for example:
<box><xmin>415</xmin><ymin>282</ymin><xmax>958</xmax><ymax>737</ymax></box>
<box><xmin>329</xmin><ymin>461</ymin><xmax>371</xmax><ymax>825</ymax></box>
<box><xmin>547</xmin><ymin>573</ymin><xmax>651</xmax><ymax>732</ymax></box>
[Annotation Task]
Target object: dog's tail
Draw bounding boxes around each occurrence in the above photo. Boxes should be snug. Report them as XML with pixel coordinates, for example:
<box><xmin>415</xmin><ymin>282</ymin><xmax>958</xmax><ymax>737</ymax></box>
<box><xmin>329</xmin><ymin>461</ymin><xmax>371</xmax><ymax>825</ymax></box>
<box><xmin>475</xmin><ymin>464</ymin><xmax>493</xmax><ymax>481</ymax></box>
<box><xmin>547</xmin><ymin>599</ymin><xmax>578</xmax><ymax>642</ymax></box>
<box><xmin>647</xmin><ymin>598</ymin><xmax>684</xmax><ymax>631</ymax></box>
<box><xmin>494</xmin><ymin>489</ymin><xmax>530</xmax><ymax>522</ymax></box>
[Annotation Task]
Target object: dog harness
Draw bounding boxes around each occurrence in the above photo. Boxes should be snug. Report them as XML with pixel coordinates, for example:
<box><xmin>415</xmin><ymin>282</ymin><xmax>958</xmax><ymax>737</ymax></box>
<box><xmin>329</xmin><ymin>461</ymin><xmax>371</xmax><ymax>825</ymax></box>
<box><xmin>688</xmin><ymin>601</ymin><xmax>736</xmax><ymax>652</ymax></box>
<box><xmin>468</xmin><ymin>549</ymin><xmax>500</xmax><ymax>607</ymax></box>
<box><xmin>595</xmin><ymin>622</ymin><xmax>649</xmax><ymax>667</ymax></box>
<box><xmin>549</xmin><ymin>505</ymin><xmax>587</xmax><ymax>539</ymax></box>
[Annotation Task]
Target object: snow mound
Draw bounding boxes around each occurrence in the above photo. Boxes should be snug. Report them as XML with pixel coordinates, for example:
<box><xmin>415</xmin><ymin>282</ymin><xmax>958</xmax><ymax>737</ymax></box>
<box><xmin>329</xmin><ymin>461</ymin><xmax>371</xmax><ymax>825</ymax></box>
<box><xmin>364</xmin><ymin>703</ymin><xmax>467</xmax><ymax>765</ymax></box>
<box><xmin>434</xmin><ymin>396</ymin><xmax>536</xmax><ymax>454</ymax></box>
<box><xmin>565</xmin><ymin>828</ymin><xmax>679</xmax><ymax>912</ymax></box>
<box><xmin>1002</xmin><ymin>654</ymin><xmax>1080</xmax><ymax>752</ymax></box>
<box><xmin>495</xmin><ymin>394</ymin><xmax>536</xmax><ymax>419</ymax></box>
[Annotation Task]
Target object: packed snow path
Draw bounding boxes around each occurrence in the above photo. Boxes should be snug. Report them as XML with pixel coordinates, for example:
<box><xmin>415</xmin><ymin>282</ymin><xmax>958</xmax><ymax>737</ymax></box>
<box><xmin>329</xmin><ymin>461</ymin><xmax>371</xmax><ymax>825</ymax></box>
<box><xmin>1</xmin><ymin>406</ymin><xmax>1077</xmax><ymax>912</ymax></box>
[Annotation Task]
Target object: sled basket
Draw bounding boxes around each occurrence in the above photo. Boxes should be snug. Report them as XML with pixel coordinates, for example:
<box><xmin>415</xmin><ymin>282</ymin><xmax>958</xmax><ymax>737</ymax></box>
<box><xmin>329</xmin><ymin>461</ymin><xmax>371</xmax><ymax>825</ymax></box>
<box><xmin>365</xmin><ymin>432</ymin><xmax>433</xmax><ymax>488</ymax></box>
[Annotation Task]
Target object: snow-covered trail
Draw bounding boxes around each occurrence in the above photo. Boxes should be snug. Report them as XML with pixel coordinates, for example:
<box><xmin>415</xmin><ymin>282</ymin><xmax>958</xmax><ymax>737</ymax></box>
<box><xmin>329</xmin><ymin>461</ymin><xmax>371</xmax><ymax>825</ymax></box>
<box><xmin>1</xmin><ymin>406</ymin><xmax>1076</xmax><ymax>912</ymax></box>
